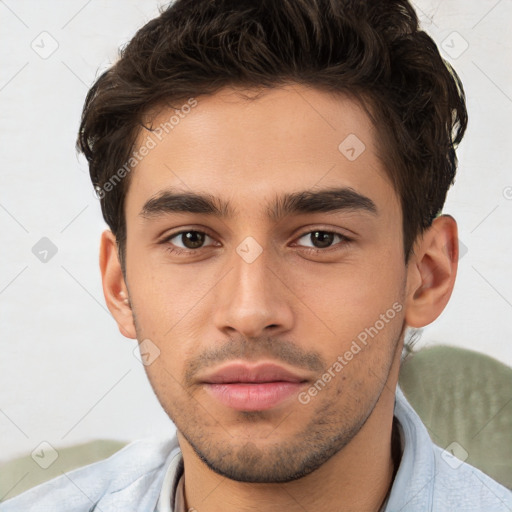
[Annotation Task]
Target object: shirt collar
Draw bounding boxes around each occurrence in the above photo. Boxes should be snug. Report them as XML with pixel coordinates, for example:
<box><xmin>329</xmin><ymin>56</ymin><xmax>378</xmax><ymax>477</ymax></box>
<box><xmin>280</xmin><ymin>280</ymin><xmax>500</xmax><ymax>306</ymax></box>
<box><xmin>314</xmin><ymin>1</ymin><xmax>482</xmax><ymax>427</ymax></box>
<box><xmin>156</xmin><ymin>447</ymin><xmax>184</xmax><ymax>512</ymax></box>
<box><xmin>384</xmin><ymin>384</ymin><xmax>436</xmax><ymax>511</ymax></box>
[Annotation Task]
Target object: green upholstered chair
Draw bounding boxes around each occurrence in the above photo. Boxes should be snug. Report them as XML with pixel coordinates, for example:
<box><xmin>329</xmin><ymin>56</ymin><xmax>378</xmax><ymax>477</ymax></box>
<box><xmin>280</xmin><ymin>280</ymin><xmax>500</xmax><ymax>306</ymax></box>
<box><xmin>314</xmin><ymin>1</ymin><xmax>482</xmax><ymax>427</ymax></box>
<box><xmin>399</xmin><ymin>345</ymin><xmax>512</xmax><ymax>490</ymax></box>
<box><xmin>1</xmin><ymin>345</ymin><xmax>511</xmax><ymax>502</ymax></box>
<box><xmin>0</xmin><ymin>439</ymin><xmax>128</xmax><ymax>502</ymax></box>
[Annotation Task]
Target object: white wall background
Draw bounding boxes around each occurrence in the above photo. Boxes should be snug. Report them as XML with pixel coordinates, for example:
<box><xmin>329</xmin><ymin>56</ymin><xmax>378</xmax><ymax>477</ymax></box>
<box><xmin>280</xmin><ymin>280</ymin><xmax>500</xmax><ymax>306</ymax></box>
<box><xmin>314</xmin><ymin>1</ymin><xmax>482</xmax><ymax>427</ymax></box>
<box><xmin>1</xmin><ymin>0</ymin><xmax>511</xmax><ymax>463</ymax></box>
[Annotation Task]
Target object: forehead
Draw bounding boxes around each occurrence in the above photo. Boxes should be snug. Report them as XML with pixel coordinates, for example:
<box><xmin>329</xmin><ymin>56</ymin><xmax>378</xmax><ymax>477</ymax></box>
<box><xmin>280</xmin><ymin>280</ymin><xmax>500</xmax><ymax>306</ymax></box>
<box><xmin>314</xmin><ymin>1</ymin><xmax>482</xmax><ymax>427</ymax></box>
<box><xmin>125</xmin><ymin>84</ymin><xmax>397</xmax><ymax>220</ymax></box>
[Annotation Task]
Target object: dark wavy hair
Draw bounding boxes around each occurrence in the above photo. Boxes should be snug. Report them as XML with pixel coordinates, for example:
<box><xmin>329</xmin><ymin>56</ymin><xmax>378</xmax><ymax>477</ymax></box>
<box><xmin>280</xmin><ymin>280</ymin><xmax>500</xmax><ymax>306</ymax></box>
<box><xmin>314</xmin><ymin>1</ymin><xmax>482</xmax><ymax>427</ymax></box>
<box><xmin>77</xmin><ymin>0</ymin><xmax>467</xmax><ymax>274</ymax></box>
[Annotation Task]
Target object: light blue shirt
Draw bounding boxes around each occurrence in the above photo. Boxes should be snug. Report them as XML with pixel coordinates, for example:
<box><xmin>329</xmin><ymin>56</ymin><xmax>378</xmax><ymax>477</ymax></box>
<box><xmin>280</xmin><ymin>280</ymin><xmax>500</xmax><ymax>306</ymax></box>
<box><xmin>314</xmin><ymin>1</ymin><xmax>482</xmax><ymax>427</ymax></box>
<box><xmin>2</xmin><ymin>385</ymin><xmax>511</xmax><ymax>511</ymax></box>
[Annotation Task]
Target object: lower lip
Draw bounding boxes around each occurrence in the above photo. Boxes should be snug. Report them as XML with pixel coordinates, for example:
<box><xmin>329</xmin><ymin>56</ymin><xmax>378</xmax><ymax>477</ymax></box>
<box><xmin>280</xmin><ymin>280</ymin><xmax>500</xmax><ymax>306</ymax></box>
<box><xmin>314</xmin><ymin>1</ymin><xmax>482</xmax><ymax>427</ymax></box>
<box><xmin>204</xmin><ymin>382</ymin><xmax>304</xmax><ymax>411</ymax></box>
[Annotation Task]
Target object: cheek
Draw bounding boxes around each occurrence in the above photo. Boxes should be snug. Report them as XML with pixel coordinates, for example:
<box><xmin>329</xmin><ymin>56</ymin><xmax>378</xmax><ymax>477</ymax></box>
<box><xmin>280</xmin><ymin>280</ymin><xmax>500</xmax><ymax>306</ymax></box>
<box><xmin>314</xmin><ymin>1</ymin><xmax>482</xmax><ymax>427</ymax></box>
<box><xmin>128</xmin><ymin>263</ymin><xmax>218</xmax><ymax>386</ymax></box>
<box><xmin>285</xmin><ymin>255</ymin><xmax>404</xmax><ymax>344</ymax></box>
<box><xmin>127</xmin><ymin>251</ymin><xmax>218</xmax><ymax>338</ymax></box>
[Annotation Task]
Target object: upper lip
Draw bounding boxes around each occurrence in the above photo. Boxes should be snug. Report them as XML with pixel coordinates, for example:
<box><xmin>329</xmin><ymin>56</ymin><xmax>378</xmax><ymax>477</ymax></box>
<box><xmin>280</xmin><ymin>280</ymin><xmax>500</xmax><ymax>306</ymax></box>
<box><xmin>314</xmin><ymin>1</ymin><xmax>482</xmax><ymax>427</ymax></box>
<box><xmin>200</xmin><ymin>362</ymin><xmax>309</xmax><ymax>384</ymax></box>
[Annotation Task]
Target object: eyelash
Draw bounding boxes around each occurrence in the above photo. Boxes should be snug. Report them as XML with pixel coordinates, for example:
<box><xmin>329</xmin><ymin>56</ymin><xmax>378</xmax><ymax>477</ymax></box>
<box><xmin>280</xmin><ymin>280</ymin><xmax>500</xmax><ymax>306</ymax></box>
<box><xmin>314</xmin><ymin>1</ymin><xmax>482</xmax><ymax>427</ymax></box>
<box><xmin>162</xmin><ymin>230</ymin><xmax>218</xmax><ymax>256</ymax></box>
<box><xmin>160</xmin><ymin>228</ymin><xmax>353</xmax><ymax>256</ymax></box>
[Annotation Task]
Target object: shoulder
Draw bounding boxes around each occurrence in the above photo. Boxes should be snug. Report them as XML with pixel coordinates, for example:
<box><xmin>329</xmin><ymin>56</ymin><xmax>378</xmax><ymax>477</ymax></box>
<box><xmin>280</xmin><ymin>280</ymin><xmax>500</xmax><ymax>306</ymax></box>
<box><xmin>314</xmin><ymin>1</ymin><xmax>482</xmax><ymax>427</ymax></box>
<box><xmin>429</xmin><ymin>444</ymin><xmax>512</xmax><ymax>511</ymax></box>
<box><xmin>0</xmin><ymin>436</ymin><xmax>180</xmax><ymax>512</ymax></box>
<box><xmin>389</xmin><ymin>386</ymin><xmax>512</xmax><ymax>511</ymax></box>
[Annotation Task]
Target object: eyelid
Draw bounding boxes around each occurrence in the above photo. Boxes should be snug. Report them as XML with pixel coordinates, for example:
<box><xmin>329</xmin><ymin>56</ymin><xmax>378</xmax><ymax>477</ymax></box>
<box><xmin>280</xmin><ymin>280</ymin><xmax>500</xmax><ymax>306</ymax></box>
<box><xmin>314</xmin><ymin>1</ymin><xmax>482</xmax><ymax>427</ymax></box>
<box><xmin>292</xmin><ymin>225</ymin><xmax>354</xmax><ymax>242</ymax></box>
<box><xmin>161</xmin><ymin>228</ymin><xmax>218</xmax><ymax>249</ymax></box>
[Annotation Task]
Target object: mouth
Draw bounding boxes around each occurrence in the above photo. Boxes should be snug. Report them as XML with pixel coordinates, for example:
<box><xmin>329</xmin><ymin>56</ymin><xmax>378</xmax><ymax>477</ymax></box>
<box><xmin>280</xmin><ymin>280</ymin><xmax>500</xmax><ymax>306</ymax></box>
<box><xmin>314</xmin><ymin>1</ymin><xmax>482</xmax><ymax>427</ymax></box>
<box><xmin>200</xmin><ymin>362</ymin><xmax>309</xmax><ymax>411</ymax></box>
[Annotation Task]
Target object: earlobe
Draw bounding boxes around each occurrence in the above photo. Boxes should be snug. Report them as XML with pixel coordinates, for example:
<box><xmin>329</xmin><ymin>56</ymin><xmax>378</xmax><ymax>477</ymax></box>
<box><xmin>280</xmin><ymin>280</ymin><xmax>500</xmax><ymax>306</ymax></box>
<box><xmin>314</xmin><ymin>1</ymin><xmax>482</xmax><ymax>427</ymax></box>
<box><xmin>99</xmin><ymin>229</ymin><xmax>137</xmax><ymax>339</ymax></box>
<box><xmin>404</xmin><ymin>215</ymin><xmax>459</xmax><ymax>328</ymax></box>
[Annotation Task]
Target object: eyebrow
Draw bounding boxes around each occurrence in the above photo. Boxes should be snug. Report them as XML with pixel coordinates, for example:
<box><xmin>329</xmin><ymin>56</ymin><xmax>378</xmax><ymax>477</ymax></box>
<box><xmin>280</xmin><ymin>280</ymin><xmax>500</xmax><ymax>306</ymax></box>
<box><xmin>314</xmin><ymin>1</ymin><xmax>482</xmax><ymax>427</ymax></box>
<box><xmin>139</xmin><ymin>186</ymin><xmax>378</xmax><ymax>221</ymax></box>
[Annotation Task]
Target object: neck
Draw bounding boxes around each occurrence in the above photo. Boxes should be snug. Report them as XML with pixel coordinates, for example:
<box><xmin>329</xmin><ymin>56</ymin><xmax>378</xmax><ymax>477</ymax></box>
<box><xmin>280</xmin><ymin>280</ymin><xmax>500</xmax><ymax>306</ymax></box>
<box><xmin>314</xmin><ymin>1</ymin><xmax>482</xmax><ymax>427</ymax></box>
<box><xmin>178</xmin><ymin>385</ymin><xmax>399</xmax><ymax>512</ymax></box>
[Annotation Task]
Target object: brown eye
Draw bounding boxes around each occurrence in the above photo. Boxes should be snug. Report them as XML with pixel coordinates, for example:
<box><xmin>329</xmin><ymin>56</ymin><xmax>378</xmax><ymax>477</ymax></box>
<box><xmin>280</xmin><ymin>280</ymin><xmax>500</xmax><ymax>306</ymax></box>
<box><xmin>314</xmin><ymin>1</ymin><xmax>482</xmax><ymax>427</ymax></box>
<box><xmin>296</xmin><ymin>230</ymin><xmax>347</xmax><ymax>249</ymax></box>
<box><xmin>180</xmin><ymin>231</ymin><xmax>206</xmax><ymax>249</ymax></box>
<box><xmin>309</xmin><ymin>231</ymin><xmax>335</xmax><ymax>248</ymax></box>
<box><xmin>163</xmin><ymin>230</ymin><xmax>215</xmax><ymax>252</ymax></box>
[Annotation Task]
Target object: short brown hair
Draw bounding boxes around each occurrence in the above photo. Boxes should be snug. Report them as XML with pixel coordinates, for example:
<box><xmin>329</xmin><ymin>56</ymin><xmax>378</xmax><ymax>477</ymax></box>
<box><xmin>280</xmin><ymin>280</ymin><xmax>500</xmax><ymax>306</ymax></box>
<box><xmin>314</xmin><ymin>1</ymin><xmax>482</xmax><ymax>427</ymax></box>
<box><xmin>77</xmin><ymin>0</ymin><xmax>468</xmax><ymax>274</ymax></box>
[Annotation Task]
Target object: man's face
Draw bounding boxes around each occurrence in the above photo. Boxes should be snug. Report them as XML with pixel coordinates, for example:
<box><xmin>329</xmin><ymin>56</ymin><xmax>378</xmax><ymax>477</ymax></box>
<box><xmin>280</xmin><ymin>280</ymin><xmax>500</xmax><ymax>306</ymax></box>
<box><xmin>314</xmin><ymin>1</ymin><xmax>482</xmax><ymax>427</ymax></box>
<box><xmin>123</xmin><ymin>85</ymin><xmax>407</xmax><ymax>482</ymax></box>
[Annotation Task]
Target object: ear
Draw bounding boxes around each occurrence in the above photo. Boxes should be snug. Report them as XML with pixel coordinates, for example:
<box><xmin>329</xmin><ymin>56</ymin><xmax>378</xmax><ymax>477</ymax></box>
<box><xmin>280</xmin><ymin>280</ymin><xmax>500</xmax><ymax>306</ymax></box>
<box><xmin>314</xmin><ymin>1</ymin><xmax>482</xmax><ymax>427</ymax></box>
<box><xmin>404</xmin><ymin>215</ymin><xmax>459</xmax><ymax>328</ymax></box>
<box><xmin>99</xmin><ymin>229</ymin><xmax>137</xmax><ymax>339</ymax></box>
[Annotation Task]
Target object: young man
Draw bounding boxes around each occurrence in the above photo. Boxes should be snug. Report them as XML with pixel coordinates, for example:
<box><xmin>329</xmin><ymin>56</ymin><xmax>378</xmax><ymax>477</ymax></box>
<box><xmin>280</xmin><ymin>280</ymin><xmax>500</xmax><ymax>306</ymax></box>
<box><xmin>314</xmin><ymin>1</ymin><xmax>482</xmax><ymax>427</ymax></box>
<box><xmin>3</xmin><ymin>0</ymin><xmax>511</xmax><ymax>511</ymax></box>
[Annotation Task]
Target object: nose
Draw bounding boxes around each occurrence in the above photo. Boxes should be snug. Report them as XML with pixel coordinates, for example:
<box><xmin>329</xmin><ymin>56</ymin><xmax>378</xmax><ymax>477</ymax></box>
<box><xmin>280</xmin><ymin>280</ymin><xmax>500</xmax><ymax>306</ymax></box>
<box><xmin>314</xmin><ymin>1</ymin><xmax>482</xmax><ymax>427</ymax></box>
<box><xmin>213</xmin><ymin>241</ymin><xmax>294</xmax><ymax>339</ymax></box>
